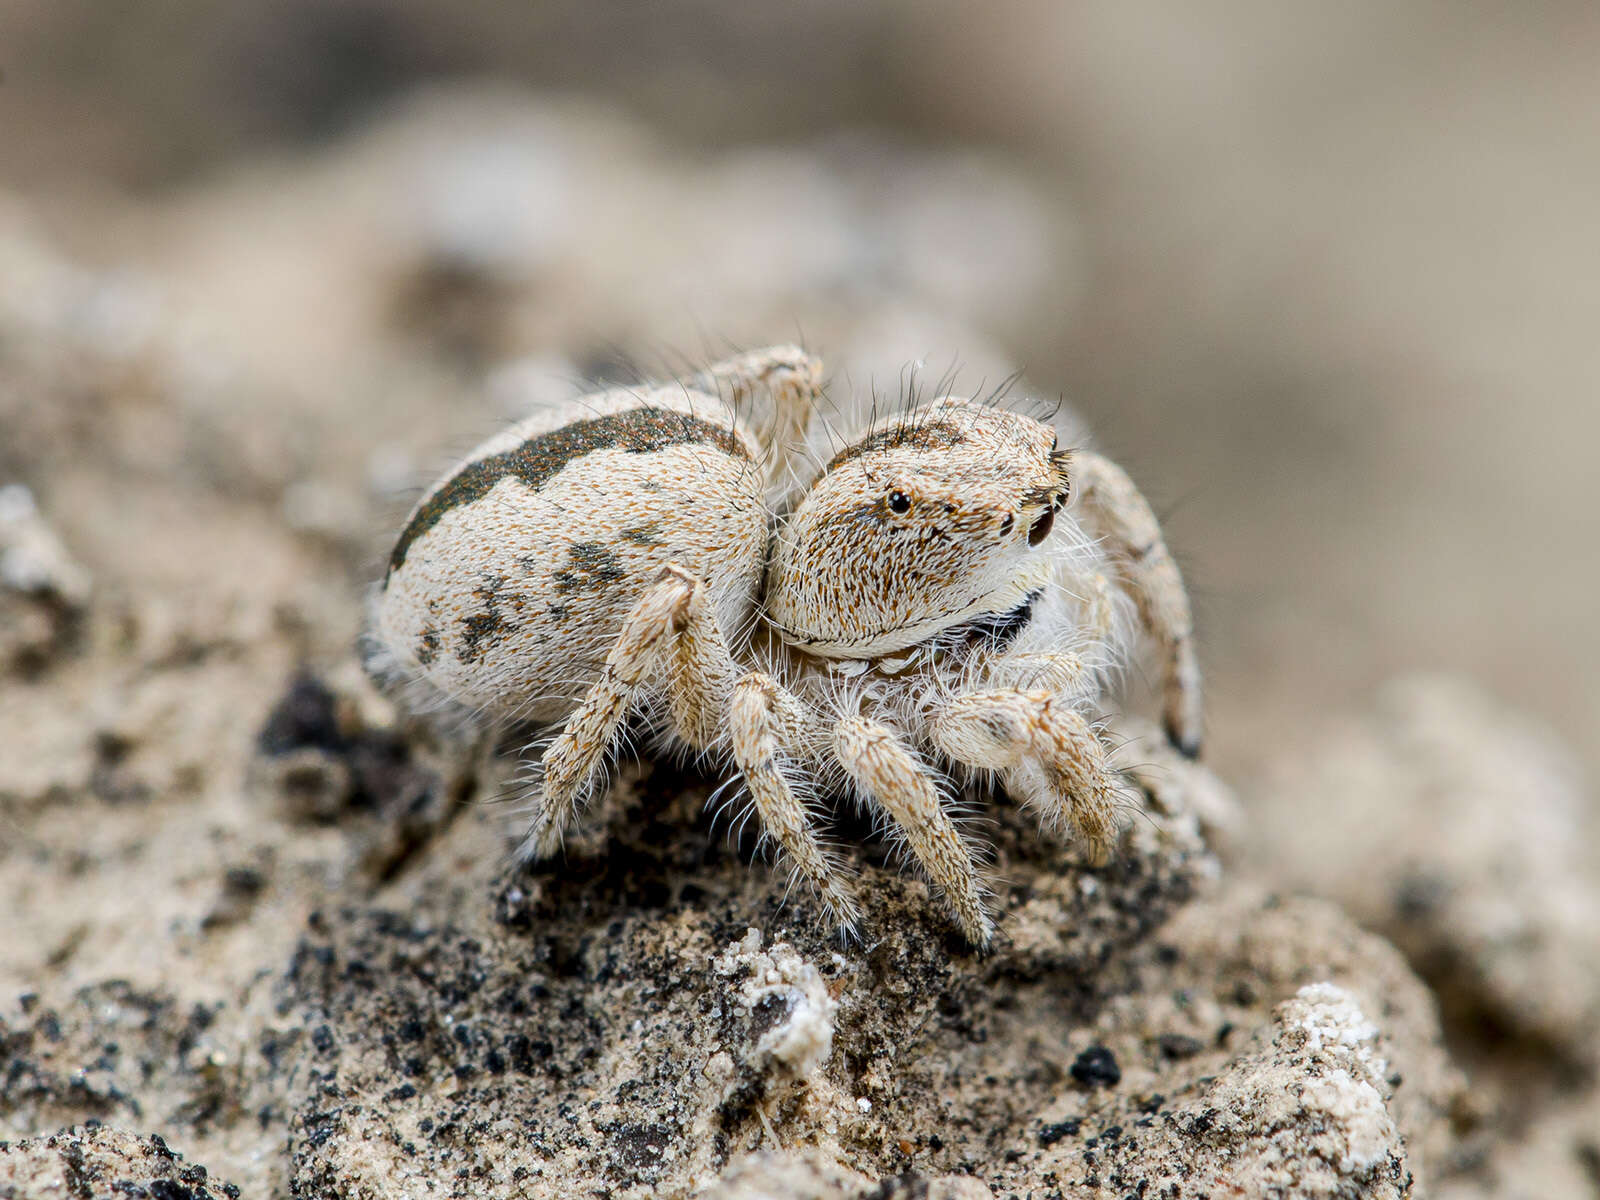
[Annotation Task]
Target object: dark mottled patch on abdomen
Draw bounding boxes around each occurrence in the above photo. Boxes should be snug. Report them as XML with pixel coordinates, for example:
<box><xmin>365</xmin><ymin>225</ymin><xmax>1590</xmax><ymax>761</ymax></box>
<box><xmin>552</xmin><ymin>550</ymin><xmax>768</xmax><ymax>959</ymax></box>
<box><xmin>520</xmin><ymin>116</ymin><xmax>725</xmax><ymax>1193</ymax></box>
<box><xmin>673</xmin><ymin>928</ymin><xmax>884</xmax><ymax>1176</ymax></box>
<box><xmin>619</xmin><ymin>523</ymin><xmax>664</xmax><ymax>547</ymax></box>
<box><xmin>416</xmin><ymin>627</ymin><xmax>441</xmax><ymax>666</ymax></box>
<box><xmin>387</xmin><ymin>408</ymin><xmax>745</xmax><ymax>579</ymax></box>
<box><xmin>553</xmin><ymin>541</ymin><xmax>627</xmax><ymax>594</ymax></box>
<box><xmin>458</xmin><ymin>572</ymin><xmax>520</xmax><ymax>663</ymax></box>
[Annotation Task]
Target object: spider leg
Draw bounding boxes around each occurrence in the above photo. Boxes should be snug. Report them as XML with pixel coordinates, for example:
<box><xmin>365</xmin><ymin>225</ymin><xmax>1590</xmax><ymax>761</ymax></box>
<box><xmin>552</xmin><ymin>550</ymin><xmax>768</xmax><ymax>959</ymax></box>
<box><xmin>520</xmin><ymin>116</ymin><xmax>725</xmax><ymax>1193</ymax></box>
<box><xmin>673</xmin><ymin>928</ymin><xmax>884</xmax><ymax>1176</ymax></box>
<box><xmin>663</xmin><ymin>571</ymin><xmax>741</xmax><ymax>749</ymax></box>
<box><xmin>694</xmin><ymin>345</ymin><xmax>822</xmax><ymax>497</ymax></box>
<box><xmin>989</xmin><ymin>648</ymin><xmax>1093</xmax><ymax>699</ymax></box>
<box><xmin>831</xmin><ymin>716</ymin><xmax>992</xmax><ymax>948</ymax></box>
<box><xmin>523</xmin><ymin>563</ymin><xmax>735</xmax><ymax>859</ymax></box>
<box><xmin>928</xmin><ymin>686</ymin><xmax>1131</xmax><ymax>867</ymax></box>
<box><xmin>728</xmin><ymin>673</ymin><xmax>861</xmax><ymax>935</ymax></box>
<box><xmin>1072</xmin><ymin>449</ymin><xmax>1203</xmax><ymax>757</ymax></box>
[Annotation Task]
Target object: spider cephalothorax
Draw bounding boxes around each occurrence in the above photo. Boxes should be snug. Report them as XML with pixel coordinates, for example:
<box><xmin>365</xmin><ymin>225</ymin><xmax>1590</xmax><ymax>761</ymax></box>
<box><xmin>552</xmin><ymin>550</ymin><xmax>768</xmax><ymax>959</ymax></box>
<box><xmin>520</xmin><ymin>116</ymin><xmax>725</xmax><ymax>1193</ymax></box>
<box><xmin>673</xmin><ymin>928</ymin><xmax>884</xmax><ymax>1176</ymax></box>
<box><xmin>765</xmin><ymin>402</ymin><xmax>1072</xmax><ymax>660</ymax></box>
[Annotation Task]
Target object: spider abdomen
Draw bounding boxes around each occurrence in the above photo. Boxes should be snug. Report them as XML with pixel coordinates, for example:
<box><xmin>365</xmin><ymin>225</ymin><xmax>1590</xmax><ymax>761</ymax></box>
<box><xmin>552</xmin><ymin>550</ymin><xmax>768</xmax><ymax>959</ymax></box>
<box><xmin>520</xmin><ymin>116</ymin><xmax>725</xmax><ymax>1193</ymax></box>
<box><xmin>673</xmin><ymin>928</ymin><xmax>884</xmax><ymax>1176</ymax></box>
<box><xmin>376</xmin><ymin>391</ymin><xmax>766</xmax><ymax>723</ymax></box>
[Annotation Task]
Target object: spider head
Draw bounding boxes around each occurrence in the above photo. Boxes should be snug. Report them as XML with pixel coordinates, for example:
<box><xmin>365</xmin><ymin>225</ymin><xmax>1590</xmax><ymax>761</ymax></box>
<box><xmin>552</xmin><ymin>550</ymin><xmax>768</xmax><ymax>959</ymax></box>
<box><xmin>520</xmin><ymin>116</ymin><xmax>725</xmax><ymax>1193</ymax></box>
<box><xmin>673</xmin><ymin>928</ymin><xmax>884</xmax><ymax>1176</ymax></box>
<box><xmin>765</xmin><ymin>400</ymin><xmax>1074</xmax><ymax>660</ymax></box>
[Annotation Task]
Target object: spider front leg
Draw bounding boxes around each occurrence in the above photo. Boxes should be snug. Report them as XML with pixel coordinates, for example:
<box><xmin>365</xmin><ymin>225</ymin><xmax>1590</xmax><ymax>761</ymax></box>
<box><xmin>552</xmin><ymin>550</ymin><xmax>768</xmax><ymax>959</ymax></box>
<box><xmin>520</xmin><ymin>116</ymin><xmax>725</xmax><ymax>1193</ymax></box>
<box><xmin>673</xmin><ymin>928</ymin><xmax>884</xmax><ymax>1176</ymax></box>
<box><xmin>1072</xmin><ymin>450</ymin><xmax>1203</xmax><ymax>757</ymax></box>
<box><xmin>928</xmin><ymin>686</ymin><xmax>1131</xmax><ymax>867</ymax></box>
<box><xmin>832</xmin><ymin>717</ymin><xmax>993</xmax><ymax>948</ymax></box>
<box><xmin>728</xmin><ymin>674</ymin><xmax>862</xmax><ymax>935</ymax></box>
<box><xmin>524</xmin><ymin>563</ymin><xmax>738</xmax><ymax>859</ymax></box>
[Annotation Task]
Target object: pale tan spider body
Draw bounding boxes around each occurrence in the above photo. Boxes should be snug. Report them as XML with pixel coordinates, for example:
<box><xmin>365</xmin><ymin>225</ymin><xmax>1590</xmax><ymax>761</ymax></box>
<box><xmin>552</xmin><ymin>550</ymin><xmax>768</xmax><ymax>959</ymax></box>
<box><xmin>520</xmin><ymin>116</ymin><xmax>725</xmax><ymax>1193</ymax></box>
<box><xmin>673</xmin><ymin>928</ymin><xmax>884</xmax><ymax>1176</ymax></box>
<box><xmin>373</xmin><ymin>348</ymin><xmax>1201</xmax><ymax>947</ymax></box>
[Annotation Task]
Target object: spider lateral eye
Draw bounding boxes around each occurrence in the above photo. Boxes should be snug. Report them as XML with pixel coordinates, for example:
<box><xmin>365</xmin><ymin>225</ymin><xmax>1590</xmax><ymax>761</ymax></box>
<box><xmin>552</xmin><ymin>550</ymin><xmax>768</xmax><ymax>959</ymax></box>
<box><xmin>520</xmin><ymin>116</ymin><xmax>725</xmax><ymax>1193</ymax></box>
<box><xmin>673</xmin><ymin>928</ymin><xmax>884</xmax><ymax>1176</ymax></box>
<box><xmin>1028</xmin><ymin>508</ymin><xmax>1055</xmax><ymax>547</ymax></box>
<box><xmin>887</xmin><ymin>490</ymin><xmax>912</xmax><ymax>515</ymax></box>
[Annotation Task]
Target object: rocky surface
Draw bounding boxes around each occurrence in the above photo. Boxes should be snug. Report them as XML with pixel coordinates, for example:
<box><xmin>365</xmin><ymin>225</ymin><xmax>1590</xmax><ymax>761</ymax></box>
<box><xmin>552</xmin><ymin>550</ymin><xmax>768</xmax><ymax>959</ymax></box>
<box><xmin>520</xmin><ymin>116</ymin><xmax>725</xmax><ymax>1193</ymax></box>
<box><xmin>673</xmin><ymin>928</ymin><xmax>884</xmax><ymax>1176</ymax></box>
<box><xmin>279</xmin><ymin>734</ymin><xmax>1214</xmax><ymax>1199</ymax></box>
<box><xmin>1251</xmin><ymin>677</ymin><xmax>1600</xmax><ymax>1086</ymax></box>
<box><xmin>3</xmin><ymin>681</ymin><xmax>1465</xmax><ymax>1198</ymax></box>
<box><xmin>2</xmin><ymin>90</ymin><xmax>1596</xmax><ymax>1197</ymax></box>
<box><xmin>0</xmin><ymin>1126</ymin><xmax>242</xmax><ymax>1200</ymax></box>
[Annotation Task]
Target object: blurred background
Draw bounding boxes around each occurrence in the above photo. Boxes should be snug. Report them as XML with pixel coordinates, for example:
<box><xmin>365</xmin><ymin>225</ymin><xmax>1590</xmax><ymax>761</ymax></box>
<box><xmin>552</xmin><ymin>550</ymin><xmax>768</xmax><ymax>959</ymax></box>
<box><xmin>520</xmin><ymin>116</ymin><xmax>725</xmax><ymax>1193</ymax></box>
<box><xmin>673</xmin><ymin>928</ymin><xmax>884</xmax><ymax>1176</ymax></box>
<box><xmin>3</xmin><ymin>0</ymin><xmax>1596</xmax><ymax>784</ymax></box>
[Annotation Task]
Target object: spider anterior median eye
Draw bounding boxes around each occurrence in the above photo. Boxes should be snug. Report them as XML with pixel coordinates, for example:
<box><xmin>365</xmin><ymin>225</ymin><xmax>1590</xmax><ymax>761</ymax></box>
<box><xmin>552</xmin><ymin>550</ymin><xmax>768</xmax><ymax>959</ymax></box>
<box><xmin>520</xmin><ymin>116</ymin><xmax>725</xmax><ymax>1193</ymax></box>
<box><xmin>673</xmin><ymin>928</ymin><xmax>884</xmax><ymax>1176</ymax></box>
<box><xmin>1028</xmin><ymin>508</ymin><xmax>1055</xmax><ymax>546</ymax></box>
<box><xmin>888</xmin><ymin>491</ymin><xmax>911</xmax><ymax>514</ymax></box>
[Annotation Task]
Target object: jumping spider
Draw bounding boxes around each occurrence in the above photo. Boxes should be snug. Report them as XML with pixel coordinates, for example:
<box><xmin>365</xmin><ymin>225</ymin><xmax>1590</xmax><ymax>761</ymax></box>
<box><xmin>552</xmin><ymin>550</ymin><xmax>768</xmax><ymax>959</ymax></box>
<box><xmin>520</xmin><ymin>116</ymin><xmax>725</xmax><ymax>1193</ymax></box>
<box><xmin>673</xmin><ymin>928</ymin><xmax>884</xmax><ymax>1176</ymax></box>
<box><xmin>374</xmin><ymin>347</ymin><xmax>1202</xmax><ymax>946</ymax></box>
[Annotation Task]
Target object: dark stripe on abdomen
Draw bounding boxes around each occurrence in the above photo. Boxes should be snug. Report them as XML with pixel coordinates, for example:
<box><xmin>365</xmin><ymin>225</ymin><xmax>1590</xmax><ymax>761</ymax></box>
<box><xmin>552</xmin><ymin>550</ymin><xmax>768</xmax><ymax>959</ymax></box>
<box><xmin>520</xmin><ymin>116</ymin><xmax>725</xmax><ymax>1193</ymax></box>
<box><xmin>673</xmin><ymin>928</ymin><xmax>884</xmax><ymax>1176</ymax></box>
<box><xmin>387</xmin><ymin>408</ymin><xmax>746</xmax><ymax>580</ymax></box>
